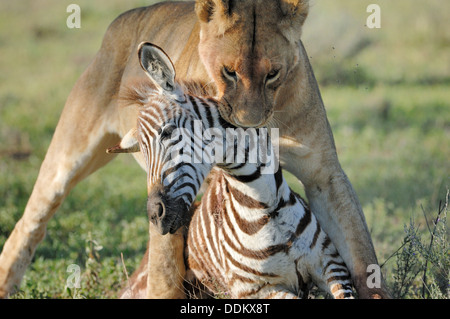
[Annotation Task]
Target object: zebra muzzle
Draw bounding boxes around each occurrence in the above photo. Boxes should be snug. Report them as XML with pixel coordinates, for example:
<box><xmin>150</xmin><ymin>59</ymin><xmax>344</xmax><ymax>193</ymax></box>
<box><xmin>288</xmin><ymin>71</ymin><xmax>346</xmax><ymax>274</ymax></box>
<box><xmin>147</xmin><ymin>196</ymin><xmax>168</xmax><ymax>234</ymax></box>
<box><xmin>147</xmin><ymin>192</ymin><xmax>186</xmax><ymax>235</ymax></box>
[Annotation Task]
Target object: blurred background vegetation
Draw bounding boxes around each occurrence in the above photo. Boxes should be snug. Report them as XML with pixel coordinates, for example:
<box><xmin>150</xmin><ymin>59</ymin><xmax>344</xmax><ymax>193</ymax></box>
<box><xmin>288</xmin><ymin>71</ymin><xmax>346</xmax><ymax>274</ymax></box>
<box><xmin>0</xmin><ymin>0</ymin><xmax>448</xmax><ymax>298</ymax></box>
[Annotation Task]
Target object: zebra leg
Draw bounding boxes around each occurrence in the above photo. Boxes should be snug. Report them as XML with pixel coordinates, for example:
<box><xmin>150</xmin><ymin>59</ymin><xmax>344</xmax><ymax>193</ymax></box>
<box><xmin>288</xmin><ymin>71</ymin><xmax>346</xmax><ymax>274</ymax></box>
<box><xmin>322</xmin><ymin>256</ymin><xmax>354</xmax><ymax>299</ymax></box>
<box><xmin>119</xmin><ymin>244</ymin><xmax>149</xmax><ymax>299</ymax></box>
<box><xmin>306</xmin><ymin>233</ymin><xmax>354</xmax><ymax>299</ymax></box>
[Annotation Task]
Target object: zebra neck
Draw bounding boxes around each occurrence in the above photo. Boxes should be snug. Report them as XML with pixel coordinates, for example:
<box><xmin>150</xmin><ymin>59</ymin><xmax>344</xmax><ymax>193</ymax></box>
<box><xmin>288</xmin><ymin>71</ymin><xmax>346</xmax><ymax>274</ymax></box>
<box><xmin>223</xmin><ymin>166</ymin><xmax>291</xmax><ymax>213</ymax></box>
<box><xmin>183</xmin><ymin>93</ymin><xmax>286</xmax><ymax>210</ymax></box>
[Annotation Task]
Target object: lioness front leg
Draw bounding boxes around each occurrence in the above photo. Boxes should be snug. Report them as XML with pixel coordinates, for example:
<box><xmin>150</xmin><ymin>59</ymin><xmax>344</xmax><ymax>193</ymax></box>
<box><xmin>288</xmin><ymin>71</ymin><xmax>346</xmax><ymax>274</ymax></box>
<box><xmin>280</xmin><ymin>130</ymin><xmax>389</xmax><ymax>299</ymax></box>
<box><xmin>0</xmin><ymin>99</ymin><xmax>119</xmax><ymax>298</ymax></box>
<box><xmin>146</xmin><ymin>224</ymin><xmax>186</xmax><ymax>299</ymax></box>
<box><xmin>275</xmin><ymin>37</ymin><xmax>390</xmax><ymax>298</ymax></box>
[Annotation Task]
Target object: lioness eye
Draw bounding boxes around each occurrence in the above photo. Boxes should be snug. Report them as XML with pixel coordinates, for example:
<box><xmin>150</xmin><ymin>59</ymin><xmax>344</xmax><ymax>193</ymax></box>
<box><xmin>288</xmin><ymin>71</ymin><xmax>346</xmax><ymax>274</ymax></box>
<box><xmin>222</xmin><ymin>66</ymin><xmax>237</xmax><ymax>82</ymax></box>
<box><xmin>266</xmin><ymin>69</ymin><xmax>280</xmax><ymax>84</ymax></box>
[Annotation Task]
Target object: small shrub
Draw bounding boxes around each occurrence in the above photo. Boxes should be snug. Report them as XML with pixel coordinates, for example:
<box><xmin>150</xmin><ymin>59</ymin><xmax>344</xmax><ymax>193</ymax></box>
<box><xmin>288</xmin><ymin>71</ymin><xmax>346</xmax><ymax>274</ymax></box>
<box><xmin>386</xmin><ymin>190</ymin><xmax>449</xmax><ymax>299</ymax></box>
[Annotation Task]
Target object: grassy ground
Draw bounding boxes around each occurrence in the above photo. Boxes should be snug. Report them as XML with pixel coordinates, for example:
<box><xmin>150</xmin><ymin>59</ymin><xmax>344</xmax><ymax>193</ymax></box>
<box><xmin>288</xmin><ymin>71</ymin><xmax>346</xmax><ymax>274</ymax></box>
<box><xmin>0</xmin><ymin>0</ymin><xmax>448</xmax><ymax>299</ymax></box>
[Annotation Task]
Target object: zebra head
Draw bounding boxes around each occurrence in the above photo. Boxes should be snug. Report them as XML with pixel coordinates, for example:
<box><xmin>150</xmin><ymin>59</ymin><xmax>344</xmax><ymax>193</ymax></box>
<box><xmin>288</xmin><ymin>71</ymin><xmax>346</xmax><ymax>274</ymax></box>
<box><xmin>107</xmin><ymin>43</ymin><xmax>212</xmax><ymax>235</ymax></box>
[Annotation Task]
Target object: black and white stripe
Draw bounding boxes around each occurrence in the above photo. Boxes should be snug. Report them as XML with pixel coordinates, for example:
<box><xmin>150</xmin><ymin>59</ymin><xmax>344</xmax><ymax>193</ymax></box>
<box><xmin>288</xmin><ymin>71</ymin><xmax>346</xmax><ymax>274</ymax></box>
<box><xmin>132</xmin><ymin>81</ymin><xmax>353</xmax><ymax>299</ymax></box>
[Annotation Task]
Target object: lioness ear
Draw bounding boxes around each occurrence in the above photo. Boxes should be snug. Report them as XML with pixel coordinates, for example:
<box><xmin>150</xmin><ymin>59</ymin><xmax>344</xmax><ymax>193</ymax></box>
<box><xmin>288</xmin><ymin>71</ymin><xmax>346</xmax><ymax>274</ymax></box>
<box><xmin>138</xmin><ymin>42</ymin><xmax>176</xmax><ymax>92</ymax></box>
<box><xmin>195</xmin><ymin>0</ymin><xmax>233</xmax><ymax>23</ymax></box>
<box><xmin>279</xmin><ymin>0</ymin><xmax>309</xmax><ymax>25</ymax></box>
<box><xmin>106</xmin><ymin>129</ymin><xmax>140</xmax><ymax>154</ymax></box>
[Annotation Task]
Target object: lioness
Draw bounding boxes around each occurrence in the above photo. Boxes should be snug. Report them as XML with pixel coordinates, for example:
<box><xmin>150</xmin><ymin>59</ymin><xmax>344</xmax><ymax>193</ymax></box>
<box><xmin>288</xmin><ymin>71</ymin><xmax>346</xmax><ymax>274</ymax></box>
<box><xmin>0</xmin><ymin>0</ymin><xmax>389</xmax><ymax>298</ymax></box>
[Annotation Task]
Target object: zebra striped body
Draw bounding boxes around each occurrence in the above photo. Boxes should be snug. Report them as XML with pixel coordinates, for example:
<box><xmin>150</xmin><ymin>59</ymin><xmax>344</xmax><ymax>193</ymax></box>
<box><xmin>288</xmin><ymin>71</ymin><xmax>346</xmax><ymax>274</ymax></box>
<box><xmin>128</xmin><ymin>85</ymin><xmax>353</xmax><ymax>299</ymax></box>
<box><xmin>118</xmin><ymin>43</ymin><xmax>353</xmax><ymax>299</ymax></box>
<box><xmin>181</xmin><ymin>108</ymin><xmax>352</xmax><ymax>299</ymax></box>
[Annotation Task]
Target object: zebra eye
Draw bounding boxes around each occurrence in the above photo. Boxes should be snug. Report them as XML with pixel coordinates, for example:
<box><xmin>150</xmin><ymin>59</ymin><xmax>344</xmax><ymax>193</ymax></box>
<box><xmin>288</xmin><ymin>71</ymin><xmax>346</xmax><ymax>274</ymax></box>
<box><xmin>160</xmin><ymin>125</ymin><xmax>175</xmax><ymax>141</ymax></box>
<box><xmin>222</xmin><ymin>66</ymin><xmax>237</xmax><ymax>82</ymax></box>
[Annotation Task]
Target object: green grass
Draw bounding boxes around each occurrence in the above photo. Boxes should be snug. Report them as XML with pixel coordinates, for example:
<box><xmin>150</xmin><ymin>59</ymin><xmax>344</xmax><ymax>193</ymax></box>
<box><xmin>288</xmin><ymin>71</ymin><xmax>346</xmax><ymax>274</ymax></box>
<box><xmin>0</xmin><ymin>0</ymin><xmax>448</xmax><ymax>299</ymax></box>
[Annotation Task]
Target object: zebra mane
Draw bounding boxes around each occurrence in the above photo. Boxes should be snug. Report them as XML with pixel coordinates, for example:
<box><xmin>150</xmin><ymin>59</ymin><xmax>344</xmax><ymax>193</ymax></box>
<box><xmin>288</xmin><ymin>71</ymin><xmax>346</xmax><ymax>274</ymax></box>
<box><xmin>119</xmin><ymin>77</ymin><xmax>217</xmax><ymax>109</ymax></box>
<box><xmin>179</xmin><ymin>80</ymin><xmax>217</xmax><ymax>99</ymax></box>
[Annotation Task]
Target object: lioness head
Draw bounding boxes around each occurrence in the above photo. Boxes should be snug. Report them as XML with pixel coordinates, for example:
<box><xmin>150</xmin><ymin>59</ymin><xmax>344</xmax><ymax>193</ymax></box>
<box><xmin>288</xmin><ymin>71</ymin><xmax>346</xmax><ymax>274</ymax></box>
<box><xmin>196</xmin><ymin>0</ymin><xmax>309</xmax><ymax>128</ymax></box>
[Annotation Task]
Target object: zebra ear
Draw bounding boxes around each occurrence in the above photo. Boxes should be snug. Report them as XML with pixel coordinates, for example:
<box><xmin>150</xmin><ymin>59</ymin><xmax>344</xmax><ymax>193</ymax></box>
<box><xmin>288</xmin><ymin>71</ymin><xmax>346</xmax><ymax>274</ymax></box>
<box><xmin>138</xmin><ymin>42</ymin><xmax>176</xmax><ymax>92</ymax></box>
<box><xmin>106</xmin><ymin>128</ymin><xmax>140</xmax><ymax>154</ymax></box>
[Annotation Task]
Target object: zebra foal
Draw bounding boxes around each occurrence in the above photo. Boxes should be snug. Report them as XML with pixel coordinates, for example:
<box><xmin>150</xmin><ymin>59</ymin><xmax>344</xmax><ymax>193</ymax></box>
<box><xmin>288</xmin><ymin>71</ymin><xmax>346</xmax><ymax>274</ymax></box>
<box><xmin>110</xmin><ymin>42</ymin><xmax>354</xmax><ymax>299</ymax></box>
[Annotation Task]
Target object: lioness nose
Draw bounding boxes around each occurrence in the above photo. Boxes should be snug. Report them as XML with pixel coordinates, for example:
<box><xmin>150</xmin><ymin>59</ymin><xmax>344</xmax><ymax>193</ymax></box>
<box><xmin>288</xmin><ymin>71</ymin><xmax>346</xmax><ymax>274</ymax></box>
<box><xmin>232</xmin><ymin>113</ymin><xmax>265</xmax><ymax>128</ymax></box>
